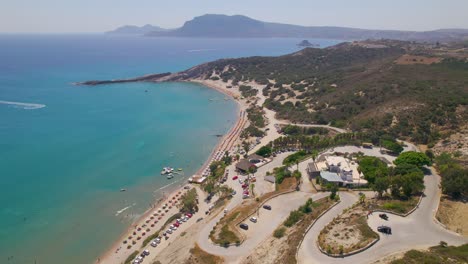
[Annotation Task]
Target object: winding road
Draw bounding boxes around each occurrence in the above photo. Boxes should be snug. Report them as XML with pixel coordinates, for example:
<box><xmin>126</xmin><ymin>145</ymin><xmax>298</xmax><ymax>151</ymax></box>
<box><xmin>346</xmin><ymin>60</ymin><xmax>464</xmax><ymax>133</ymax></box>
<box><xmin>297</xmin><ymin>170</ymin><xmax>468</xmax><ymax>264</ymax></box>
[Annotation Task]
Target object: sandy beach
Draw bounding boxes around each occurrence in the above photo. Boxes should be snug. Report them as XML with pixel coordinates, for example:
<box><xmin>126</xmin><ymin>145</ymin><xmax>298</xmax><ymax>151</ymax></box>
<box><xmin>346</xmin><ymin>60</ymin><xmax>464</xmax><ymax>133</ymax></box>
<box><xmin>97</xmin><ymin>79</ymin><xmax>249</xmax><ymax>264</ymax></box>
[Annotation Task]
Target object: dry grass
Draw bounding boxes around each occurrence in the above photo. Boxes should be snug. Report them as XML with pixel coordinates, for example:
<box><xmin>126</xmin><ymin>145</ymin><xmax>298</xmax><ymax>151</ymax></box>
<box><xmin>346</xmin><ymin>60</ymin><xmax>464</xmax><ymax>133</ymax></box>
<box><xmin>185</xmin><ymin>244</ymin><xmax>223</xmax><ymax>264</ymax></box>
<box><xmin>318</xmin><ymin>202</ymin><xmax>378</xmax><ymax>255</ymax></box>
<box><xmin>436</xmin><ymin>195</ymin><xmax>468</xmax><ymax>237</ymax></box>
<box><xmin>276</xmin><ymin>197</ymin><xmax>336</xmax><ymax>264</ymax></box>
<box><xmin>395</xmin><ymin>54</ymin><xmax>442</xmax><ymax>65</ymax></box>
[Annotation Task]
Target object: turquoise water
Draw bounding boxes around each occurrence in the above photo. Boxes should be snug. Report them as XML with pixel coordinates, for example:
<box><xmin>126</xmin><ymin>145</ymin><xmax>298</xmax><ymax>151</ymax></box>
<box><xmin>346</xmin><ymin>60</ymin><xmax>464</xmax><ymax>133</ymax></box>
<box><xmin>0</xmin><ymin>35</ymin><xmax>340</xmax><ymax>263</ymax></box>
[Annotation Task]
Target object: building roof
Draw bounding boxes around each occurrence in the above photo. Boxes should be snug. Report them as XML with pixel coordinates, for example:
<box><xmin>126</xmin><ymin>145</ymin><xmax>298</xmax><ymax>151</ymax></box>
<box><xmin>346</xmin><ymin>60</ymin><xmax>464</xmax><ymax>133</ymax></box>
<box><xmin>236</xmin><ymin>159</ymin><xmax>256</xmax><ymax>171</ymax></box>
<box><xmin>264</xmin><ymin>175</ymin><xmax>276</xmax><ymax>183</ymax></box>
<box><xmin>320</xmin><ymin>171</ymin><xmax>344</xmax><ymax>183</ymax></box>
<box><xmin>307</xmin><ymin>162</ymin><xmax>319</xmax><ymax>172</ymax></box>
<box><xmin>248</xmin><ymin>153</ymin><xmax>264</xmax><ymax>161</ymax></box>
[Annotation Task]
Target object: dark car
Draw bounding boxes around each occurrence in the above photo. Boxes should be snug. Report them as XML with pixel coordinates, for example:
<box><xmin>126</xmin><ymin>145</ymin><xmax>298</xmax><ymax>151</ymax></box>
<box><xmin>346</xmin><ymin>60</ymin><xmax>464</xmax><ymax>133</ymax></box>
<box><xmin>263</xmin><ymin>205</ymin><xmax>272</xmax><ymax>210</ymax></box>
<box><xmin>239</xmin><ymin>223</ymin><xmax>249</xmax><ymax>230</ymax></box>
<box><xmin>377</xmin><ymin>225</ymin><xmax>392</xmax><ymax>234</ymax></box>
<box><xmin>379</xmin><ymin>213</ymin><xmax>389</xmax><ymax>220</ymax></box>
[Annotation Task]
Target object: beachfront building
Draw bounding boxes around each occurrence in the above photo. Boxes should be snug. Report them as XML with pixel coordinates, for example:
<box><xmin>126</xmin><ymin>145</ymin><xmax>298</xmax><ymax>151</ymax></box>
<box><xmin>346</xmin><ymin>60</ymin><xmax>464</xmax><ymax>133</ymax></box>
<box><xmin>235</xmin><ymin>154</ymin><xmax>270</xmax><ymax>174</ymax></box>
<box><xmin>188</xmin><ymin>175</ymin><xmax>207</xmax><ymax>184</ymax></box>
<box><xmin>235</xmin><ymin>159</ymin><xmax>257</xmax><ymax>174</ymax></box>
<box><xmin>315</xmin><ymin>155</ymin><xmax>367</xmax><ymax>186</ymax></box>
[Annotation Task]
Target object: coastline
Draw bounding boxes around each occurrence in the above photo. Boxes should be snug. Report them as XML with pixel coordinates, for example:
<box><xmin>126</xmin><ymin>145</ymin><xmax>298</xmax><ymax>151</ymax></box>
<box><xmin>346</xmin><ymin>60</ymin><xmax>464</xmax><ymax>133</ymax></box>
<box><xmin>98</xmin><ymin>79</ymin><xmax>247</xmax><ymax>263</ymax></box>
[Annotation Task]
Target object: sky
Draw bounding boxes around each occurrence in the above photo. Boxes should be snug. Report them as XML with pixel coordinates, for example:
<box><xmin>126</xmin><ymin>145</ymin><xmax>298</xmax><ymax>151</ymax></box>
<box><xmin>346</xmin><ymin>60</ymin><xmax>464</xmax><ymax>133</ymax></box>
<box><xmin>1</xmin><ymin>0</ymin><xmax>468</xmax><ymax>33</ymax></box>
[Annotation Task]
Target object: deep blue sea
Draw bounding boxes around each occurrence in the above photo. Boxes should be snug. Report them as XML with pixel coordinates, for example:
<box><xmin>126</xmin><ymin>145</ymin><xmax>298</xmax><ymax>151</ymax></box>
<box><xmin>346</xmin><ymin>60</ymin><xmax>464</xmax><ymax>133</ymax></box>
<box><xmin>0</xmin><ymin>35</ymin><xmax>340</xmax><ymax>264</ymax></box>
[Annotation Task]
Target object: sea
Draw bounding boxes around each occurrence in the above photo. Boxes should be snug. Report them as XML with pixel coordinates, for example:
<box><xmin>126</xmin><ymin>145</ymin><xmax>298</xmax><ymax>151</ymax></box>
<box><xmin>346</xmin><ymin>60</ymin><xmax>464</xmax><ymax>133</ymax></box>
<box><xmin>0</xmin><ymin>34</ymin><xmax>340</xmax><ymax>264</ymax></box>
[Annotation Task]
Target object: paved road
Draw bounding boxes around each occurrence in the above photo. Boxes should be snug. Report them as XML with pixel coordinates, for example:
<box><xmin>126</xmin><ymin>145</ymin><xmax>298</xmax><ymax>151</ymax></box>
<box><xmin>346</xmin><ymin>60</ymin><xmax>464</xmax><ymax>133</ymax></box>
<box><xmin>297</xmin><ymin>192</ymin><xmax>358</xmax><ymax>263</ymax></box>
<box><xmin>197</xmin><ymin>190</ymin><xmax>328</xmax><ymax>263</ymax></box>
<box><xmin>297</xmin><ymin>171</ymin><xmax>468</xmax><ymax>264</ymax></box>
<box><xmin>275</xmin><ymin>121</ymin><xmax>348</xmax><ymax>134</ymax></box>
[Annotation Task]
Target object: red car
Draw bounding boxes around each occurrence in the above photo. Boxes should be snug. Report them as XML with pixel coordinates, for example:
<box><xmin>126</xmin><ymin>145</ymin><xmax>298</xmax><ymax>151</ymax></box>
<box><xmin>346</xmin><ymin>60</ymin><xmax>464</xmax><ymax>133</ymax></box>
<box><xmin>186</xmin><ymin>213</ymin><xmax>193</xmax><ymax>218</ymax></box>
<box><xmin>174</xmin><ymin>222</ymin><xmax>180</xmax><ymax>227</ymax></box>
<box><xmin>242</xmin><ymin>184</ymin><xmax>248</xmax><ymax>189</ymax></box>
<box><xmin>232</xmin><ymin>176</ymin><xmax>238</xmax><ymax>180</ymax></box>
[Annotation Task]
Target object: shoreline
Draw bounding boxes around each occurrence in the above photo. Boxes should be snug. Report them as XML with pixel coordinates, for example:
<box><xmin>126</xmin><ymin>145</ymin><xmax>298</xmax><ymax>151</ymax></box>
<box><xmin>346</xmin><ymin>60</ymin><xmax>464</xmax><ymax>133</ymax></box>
<box><xmin>97</xmin><ymin>79</ymin><xmax>247</xmax><ymax>263</ymax></box>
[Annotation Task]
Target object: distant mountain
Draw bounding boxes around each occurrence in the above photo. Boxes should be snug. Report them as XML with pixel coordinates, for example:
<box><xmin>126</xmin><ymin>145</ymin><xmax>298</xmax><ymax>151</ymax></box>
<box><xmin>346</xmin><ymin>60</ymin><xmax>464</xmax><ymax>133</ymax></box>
<box><xmin>146</xmin><ymin>14</ymin><xmax>468</xmax><ymax>42</ymax></box>
<box><xmin>107</xmin><ymin>24</ymin><xmax>167</xmax><ymax>35</ymax></box>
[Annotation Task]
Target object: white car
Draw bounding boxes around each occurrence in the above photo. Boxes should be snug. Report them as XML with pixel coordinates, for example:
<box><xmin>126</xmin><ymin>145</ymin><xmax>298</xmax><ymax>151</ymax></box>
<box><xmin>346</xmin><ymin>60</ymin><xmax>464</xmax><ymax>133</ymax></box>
<box><xmin>166</xmin><ymin>229</ymin><xmax>172</xmax><ymax>234</ymax></box>
<box><xmin>171</xmin><ymin>226</ymin><xmax>178</xmax><ymax>231</ymax></box>
<box><xmin>143</xmin><ymin>249</ymin><xmax>150</xmax><ymax>256</ymax></box>
<box><xmin>151</xmin><ymin>241</ymin><xmax>158</xmax><ymax>247</ymax></box>
<box><xmin>250</xmin><ymin>217</ymin><xmax>257</xmax><ymax>223</ymax></box>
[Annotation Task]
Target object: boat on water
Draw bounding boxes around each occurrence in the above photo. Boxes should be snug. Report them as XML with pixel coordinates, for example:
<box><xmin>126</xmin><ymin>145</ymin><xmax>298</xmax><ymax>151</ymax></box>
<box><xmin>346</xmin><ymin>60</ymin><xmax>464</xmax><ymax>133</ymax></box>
<box><xmin>177</xmin><ymin>168</ymin><xmax>183</xmax><ymax>171</ymax></box>
<box><xmin>161</xmin><ymin>167</ymin><xmax>174</xmax><ymax>175</ymax></box>
<box><xmin>167</xmin><ymin>174</ymin><xmax>174</xmax><ymax>179</ymax></box>
<box><xmin>120</xmin><ymin>188</ymin><xmax>127</xmax><ymax>192</ymax></box>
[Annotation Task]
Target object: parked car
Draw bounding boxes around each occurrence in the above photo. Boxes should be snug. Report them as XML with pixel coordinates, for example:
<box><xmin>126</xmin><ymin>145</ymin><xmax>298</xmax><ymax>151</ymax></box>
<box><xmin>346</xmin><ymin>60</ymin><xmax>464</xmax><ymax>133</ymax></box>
<box><xmin>250</xmin><ymin>217</ymin><xmax>257</xmax><ymax>223</ymax></box>
<box><xmin>186</xmin><ymin>213</ymin><xmax>193</xmax><ymax>218</ymax></box>
<box><xmin>242</xmin><ymin>194</ymin><xmax>250</xmax><ymax>199</ymax></box>
<box><xmin>377</xmin><ymin>225</ymin><xmax>392</xmax><ymax>234</ymax></box>
<box><xmin>143</xmin><ymin>249</ymin><xmax>150</xmax><ymax>256</ymax></box>
<box><xmin>174</xmin><ymin>222</ymin><xmax>180</xmax><ymax>227</ymax></box>
<box><xmin>166</xmin><ymin>229</ymin><xmax>172</xmax><ymax>234</ymax></box>
<box><xmin>379</xmin><ymin>213</ymin><xmax>389</xmax><ymax>220</ymax></box>
<box><xmin>239</xmin><ymin>179</ymin><xmax>243</xmax><ymax>184</ymax></box>
<box><xmin>231</xmin><ymin>190</ymin><xmax>237</xmax><ymax>196</ymax></box>
<box><xmin>239</xmin><ymin>223</ymin><xmax>249</xmax><ymax>230</ymax></box>
<box><xmin>263</xmin><ymin>205</ymin><xmax>272</xmax><ymax>210</ymax></box>
<box><xmin>151</xmin><ymin>241</ymin><xmax>158</xmax><ymax>247</ymax></box>
<box><xmin>242</xmin><ymin>183</ymin><xmax>248</xmax><ymax>189</ymax></box>
<box><xmin>232</xmin><ymin>176</ymin><xmax>238</xmax><ymax>180</ymax></box>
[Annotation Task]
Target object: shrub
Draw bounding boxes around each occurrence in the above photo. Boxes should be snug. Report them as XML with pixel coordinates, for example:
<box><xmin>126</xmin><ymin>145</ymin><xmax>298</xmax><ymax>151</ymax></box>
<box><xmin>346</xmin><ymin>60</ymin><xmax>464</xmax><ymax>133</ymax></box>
<box><xmin>273</xmin><ymin>227</ymin><xmax>287</xmax><ymax>238</ymax></box>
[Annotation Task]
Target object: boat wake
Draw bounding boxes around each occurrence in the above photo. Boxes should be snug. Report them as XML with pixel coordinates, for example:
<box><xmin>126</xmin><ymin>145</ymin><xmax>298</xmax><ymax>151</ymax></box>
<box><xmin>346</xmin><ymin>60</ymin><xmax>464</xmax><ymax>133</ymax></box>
<box><xmin>115</xmin><ymin>203</ymin><xmax>136</xmax><ymax>216</ymax></box>
<box><xmin>155</xmin><ymin>177</ymin><xmax>184</xmax><ymax>192</ymax></box>
<box><xmin>0</xmin><ymin>100</ymin><xmax>46</xmax><ymax>110</ymax></box>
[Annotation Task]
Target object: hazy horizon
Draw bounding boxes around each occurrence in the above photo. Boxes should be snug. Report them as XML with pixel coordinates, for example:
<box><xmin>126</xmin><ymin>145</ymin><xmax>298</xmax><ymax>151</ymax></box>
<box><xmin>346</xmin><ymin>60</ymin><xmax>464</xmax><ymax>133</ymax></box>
<box><xmin>1</xmin><ymin>0</ymin><xmax>468</xmax><ymax>33</ymax></box>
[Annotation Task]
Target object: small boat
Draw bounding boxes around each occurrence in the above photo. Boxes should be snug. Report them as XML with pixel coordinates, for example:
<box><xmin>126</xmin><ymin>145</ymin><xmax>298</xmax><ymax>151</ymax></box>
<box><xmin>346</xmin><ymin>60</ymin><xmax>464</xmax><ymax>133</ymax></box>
<box><xmin>177</xmin><ymin>168</ymin><xmax>182</xmax><ymax>171</ymax></box>
<box><xmin>167</xmin><ymin>174</ymin><xmax>174</xmax><ymax>179</ymax></box>
<box><xmin>120</xmin><ymin>188</ymin><xmax>127</xmax><ymax>192</ymax></box>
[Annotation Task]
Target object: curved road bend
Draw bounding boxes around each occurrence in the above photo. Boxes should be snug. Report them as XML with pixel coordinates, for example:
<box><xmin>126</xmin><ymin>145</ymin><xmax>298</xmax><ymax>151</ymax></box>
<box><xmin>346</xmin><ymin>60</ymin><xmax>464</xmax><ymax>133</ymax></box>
<box><xmin>298</xmin><ymin>171</ymin><xmax>468</xmax><ymax>264</ymax></box>
<box><xmin>197</xmin><ymin>191</ymin><xmax>329</xmax><ymax>263</ymax></box>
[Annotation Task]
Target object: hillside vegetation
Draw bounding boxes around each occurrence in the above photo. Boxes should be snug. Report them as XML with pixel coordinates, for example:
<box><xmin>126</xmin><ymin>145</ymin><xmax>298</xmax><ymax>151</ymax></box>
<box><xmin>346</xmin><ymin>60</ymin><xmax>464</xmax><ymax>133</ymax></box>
<box><xmin>173</xmin><ymin>40</ymin><xmax>468</xmax><ymax>144</ymax></box>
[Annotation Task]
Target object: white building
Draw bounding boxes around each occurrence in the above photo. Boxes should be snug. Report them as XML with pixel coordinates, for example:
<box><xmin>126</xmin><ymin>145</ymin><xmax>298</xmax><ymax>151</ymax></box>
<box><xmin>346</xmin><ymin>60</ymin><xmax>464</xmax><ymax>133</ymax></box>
<box><xmin>323</xmin><ymin>156</ymin><xmax>366</xmax><ymax>186</ymax></box>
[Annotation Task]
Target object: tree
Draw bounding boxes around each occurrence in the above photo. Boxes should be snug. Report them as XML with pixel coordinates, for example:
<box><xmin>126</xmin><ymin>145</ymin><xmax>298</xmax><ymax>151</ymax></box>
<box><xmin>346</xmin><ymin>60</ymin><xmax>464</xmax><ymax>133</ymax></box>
<box><xmin>256</xmin><ymin>146</ymin><xmax>272</xmax><ymax>157</ymax></box>
<box><xmin>358</xmin><ymin>156</ymin><xmax>388</xmax><ymax>184</ymax></box>
<box><xmin>394</xmin><ymin>151</ymin><xmax>431</xmax><ymax>168</ymax></box>
<box><xmin>401</xmin><ymin>171</ymin><xmax>425</xmax><ymax>197</ymax></box>
<box><xmin>381</xmin><ymin>140</ymin><xmax>403</xmax><ymax>154</ymax></box>
<box><xmin>441</xmin><ymin>167</ymin><xmax>468</xmax><ymax>199</ymax></box>
<box><xmin>328</xmin><ymin>184</ymin><xmax>338</xmax><ymax>200</ymax></box>
<box><xmin>373</xmin><ymin>177</ymin><xmax>389</xmax><ymax>198</ymax></box>
<box><xmin>179</xmin><ymin>189</ymin><xmax>198</xmax><ymax>213</ymax></box>
<box><xmin>242</xmin><ymin>141</ymin><xmax>250</xmax><ymax>158</ymax></box>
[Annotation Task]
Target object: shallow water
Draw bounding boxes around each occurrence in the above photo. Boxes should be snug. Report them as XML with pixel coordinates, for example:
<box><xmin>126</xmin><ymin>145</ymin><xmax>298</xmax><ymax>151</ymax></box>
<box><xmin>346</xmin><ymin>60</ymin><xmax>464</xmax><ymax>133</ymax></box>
<box><xmin>0</xmin><ymin>34</ymin><xmax>340</xmax><ymax>263</ymax></box>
